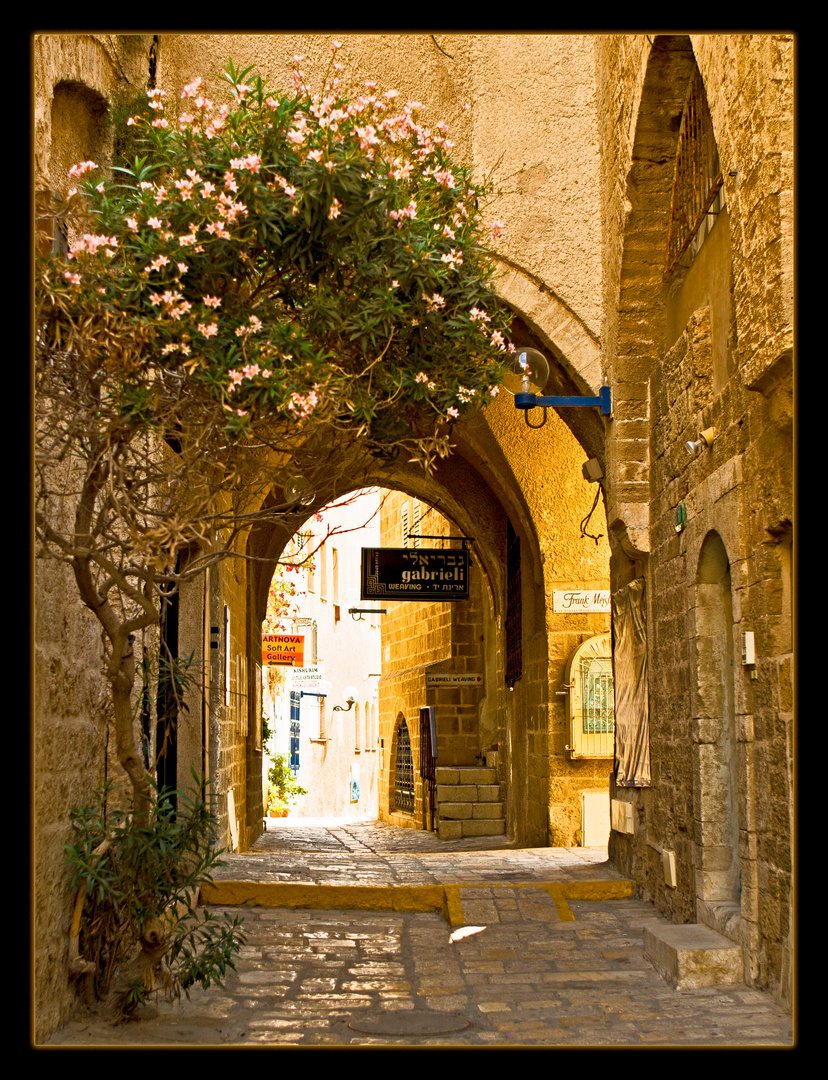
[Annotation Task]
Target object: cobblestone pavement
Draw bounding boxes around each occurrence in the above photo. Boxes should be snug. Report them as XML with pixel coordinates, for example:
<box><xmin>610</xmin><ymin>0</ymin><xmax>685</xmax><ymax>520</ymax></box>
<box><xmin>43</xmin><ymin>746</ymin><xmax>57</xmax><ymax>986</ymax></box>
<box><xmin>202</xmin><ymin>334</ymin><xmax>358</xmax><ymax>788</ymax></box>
<box><xmin>44</xmin><ymin>820</ymin><xmax>795</xmax><ymax>1048</ymax></box>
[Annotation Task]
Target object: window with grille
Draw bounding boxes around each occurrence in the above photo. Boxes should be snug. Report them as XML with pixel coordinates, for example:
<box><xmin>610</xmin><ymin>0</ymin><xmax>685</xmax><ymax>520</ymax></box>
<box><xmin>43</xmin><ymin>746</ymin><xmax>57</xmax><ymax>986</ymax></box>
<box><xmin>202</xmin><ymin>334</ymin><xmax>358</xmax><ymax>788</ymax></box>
<box><xmin>289</xmin><ymin>690</ymin><xmax>301</xmax><ymax>772</ymax></box>
<box><xmin>565</xmin><ymin>634</ymin><xmax>614</xmax><ymax>759</ymax></box>
<box><xmin>665</xmin><ymin>66</ymin><xmax>724</xmax><ymax>278</ymax></box>
<box><xmin>393</xmin><ymin>717</ymin><xmax>414</xmax><ymax>813</ymax></box>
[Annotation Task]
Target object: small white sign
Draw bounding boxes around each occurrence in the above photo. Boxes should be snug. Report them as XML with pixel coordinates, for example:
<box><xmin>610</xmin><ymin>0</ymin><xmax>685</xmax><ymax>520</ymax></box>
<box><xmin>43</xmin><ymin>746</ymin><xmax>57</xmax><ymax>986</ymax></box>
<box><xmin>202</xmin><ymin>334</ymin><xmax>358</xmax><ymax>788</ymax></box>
<box><xmin>553</xmin><ymin>590</ymin><xmax>610</xmax><ymax>613</ymax></box>
<box><xmin>426</xmin><ymin>673</ymin><xmax>483</xmax><ymax>687</ymax></box>
<box><xmin>290</xmin><ymin>665</ymin><xmax>323</xmax><ymax>685</ymax></box>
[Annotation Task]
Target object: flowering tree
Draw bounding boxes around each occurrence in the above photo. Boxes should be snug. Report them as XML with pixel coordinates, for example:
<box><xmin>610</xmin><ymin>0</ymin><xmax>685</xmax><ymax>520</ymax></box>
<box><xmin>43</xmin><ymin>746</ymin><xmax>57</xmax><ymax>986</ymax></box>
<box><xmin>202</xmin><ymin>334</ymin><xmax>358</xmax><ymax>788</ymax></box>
<box><xmin>35</xmin><ymin>47</ymin><xmax>512</xmax><ymax>819</ymax></box>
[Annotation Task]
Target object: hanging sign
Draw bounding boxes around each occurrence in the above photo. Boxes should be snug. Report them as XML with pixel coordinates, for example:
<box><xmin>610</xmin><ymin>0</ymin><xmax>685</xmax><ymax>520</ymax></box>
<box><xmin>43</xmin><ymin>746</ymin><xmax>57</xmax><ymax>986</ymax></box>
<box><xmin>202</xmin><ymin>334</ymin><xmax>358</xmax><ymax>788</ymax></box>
<box><xmin>361</xmin><ymin>547</ymin><xmax>469</xmax><ymax>601</ymax></box>
<box><xmin>553</xmin><ymin>590</ymin><xmax>610</xmax><ymax>613</ymax></box>
<box><xmin>262</xmin><ymin>633</ymin><xmax>305</xmax><ymax>666</ymax></box>
<box><xmin>290</xmin><ymin>665</ymin><xmax>323</xmax><ymax>686</ymax></box>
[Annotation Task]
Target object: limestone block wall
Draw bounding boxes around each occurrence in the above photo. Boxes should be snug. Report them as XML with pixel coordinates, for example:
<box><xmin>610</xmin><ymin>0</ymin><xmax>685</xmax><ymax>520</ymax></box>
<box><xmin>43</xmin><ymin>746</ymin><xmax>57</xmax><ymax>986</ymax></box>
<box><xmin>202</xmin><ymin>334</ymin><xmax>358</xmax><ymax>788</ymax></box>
<box><xmin>595</xmin><ymin>33</ymin><xmax>794</xmax><ymax>1006</ymax></box>
<box><xmin>483</xmin><ymin>397</ymin><xmax>612</xmax><ymax>846</ymax></box>
<box><xmin>33</xmin><ymin>34</ymin><xmax>159</xmax><ymax>1044</ymax></box>
<box><xmin>209</xmin><ymin>552</ymin><xmax>264</xmax><ymax>853</ymax></box>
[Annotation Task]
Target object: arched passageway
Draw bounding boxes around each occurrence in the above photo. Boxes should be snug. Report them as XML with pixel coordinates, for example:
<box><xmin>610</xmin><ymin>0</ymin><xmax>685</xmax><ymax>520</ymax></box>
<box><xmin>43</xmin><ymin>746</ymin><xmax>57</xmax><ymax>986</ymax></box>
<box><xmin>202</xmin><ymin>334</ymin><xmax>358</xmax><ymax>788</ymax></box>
<box><xmin>241</xmin><ymin>328</ymin><xmax>613</xmax><ymax>850</ymax></box>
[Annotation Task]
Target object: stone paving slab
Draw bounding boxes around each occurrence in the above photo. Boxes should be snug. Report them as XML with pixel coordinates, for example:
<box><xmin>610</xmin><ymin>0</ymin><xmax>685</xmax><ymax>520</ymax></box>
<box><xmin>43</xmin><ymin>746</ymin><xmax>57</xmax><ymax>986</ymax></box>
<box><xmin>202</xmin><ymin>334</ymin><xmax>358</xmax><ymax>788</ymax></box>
<box><xmin>45</xmin><ymin>896</ymin><xmax>794</xmax><ymax>1047</ymax></box>
<box><xmin>211</xmin><ymin>818</ymin><xmax>622</xmax><ymax>886</ymax></box>
<box><xmin>42</xmin><ymin>820</ymin><xmax>795</xmax><ymax>1047</ymax></box>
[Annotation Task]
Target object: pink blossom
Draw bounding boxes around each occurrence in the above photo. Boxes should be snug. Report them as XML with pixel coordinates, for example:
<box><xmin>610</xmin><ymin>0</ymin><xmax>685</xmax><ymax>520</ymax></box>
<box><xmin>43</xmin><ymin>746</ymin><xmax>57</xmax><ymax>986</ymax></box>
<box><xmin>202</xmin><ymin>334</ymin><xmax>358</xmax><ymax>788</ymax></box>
<box><xmin>63</xmin><ymin>271</ymin><xmax>81</xmax><ymax>285</ymax></box>
<box><xmin>489</xmin><ymin>219</ymin><xmax>505</xmax><ymax>237</ymax></box>
<box><xmin>206</xmin><ymin>221</ymin><xmax>231</xmax><ymax>240</ymax></box>
<box><xmin>198</xmin><ymin>322</ymin><xmax>218</xmax><ymax>337</ymax></box>
<box><xmin>229</xmin><ymin>153</ymin><xmax>262</xmax><ymax>173</ymax></box>
<box><xmin>67</xmin><ymin>160</ymin><xmax>97</xmax><ymax>179</ymax></box>
<box><xmin>328</xmin><ymin>198</ymin><xmax>342</xmax><ymax>219</ymax></box>
<box><xmin>181</xmin><ymin>77</ymin><xmax>203</xmax><ymax>99</ymax></box>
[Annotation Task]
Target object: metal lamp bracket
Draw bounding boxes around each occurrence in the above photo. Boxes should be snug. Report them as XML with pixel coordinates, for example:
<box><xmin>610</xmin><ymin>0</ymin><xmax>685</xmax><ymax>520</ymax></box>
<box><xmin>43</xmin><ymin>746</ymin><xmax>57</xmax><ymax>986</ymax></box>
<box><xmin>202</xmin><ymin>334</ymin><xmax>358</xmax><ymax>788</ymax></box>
<box><xmin>515</xmin><ymin>386</ymin><xmax>613</xmax><ymax>427</ymax></box>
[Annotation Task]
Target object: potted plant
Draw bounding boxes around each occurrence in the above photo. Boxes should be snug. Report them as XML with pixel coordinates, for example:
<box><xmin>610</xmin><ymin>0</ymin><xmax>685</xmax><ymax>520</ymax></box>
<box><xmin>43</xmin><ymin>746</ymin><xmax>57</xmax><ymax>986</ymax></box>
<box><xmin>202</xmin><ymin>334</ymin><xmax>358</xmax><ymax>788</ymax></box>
<box><xmin>267</xmin><ymin>755</ymin><xmax>307</xmax><ymax>818</ymax></box>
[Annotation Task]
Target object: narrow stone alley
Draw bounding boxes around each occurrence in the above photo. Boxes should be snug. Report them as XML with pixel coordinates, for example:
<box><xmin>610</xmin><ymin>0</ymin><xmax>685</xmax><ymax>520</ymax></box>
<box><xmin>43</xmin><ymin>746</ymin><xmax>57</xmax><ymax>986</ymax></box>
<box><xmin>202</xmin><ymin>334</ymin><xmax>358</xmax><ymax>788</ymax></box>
<box><xmin>45</xmin><ymin>820</ymin><xmax>794</xmax><ymax>1048</ymax></box>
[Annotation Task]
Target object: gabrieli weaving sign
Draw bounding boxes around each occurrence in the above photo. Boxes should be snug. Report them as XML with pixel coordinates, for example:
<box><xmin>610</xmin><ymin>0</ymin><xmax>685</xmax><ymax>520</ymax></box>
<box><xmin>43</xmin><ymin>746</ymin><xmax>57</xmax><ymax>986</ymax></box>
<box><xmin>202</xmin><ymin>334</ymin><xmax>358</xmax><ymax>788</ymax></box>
<box><xmin>361</xmin><ymin>547</ymin><xmax>469</xmax><ymax>601</ymax></box>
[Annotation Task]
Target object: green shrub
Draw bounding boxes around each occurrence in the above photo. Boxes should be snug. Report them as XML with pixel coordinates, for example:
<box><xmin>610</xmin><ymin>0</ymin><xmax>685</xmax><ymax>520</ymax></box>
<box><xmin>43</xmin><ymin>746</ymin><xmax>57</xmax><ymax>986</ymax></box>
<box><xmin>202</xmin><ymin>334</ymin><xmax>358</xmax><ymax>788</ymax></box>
<box><xmin>64</xmin><ymin>771</ymin><xmax>245</xmax><ymax>1018</ymax></box>
<box><xmin>267</xmin><ymin>754</ymin><xmax>308</xmax><ymax>813</ymax></box>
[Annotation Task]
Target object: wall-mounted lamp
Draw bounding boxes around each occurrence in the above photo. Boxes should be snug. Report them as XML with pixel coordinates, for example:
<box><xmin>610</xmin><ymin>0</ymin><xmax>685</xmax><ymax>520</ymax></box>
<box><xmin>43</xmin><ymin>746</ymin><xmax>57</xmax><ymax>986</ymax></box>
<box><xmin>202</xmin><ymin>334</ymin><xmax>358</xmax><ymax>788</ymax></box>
<box><xmin>344</xmin><ymin>587</ymin><xmax>386</xmax><ymax>622</ymax></box>
<box><xmin>300</xmin><ymin>679</ymin><xmax>332</xmax><ymax>702</ymax></box>
<box><xmin>685</xmin><ymin>427</ymin><xmax>716</xmax><ymax>456</ymax></box>
<box><xmin>284</xmin><ymin>474</ymin><xmax>315</xmax><ymax>507</ymax></box>
<box><xmin>332</xmin><ymin>685</ymin><xmax>359</xmax><ymax>713</ymax></box>
<box><xmin>348</xmin><ymin>608</ymin><xmax>387</xmax><ymax>621</ymax></box>
<box><xmin>503</xmin><ymin>348</ymin><xmax>612</xmax><ymax>427</ymax></box>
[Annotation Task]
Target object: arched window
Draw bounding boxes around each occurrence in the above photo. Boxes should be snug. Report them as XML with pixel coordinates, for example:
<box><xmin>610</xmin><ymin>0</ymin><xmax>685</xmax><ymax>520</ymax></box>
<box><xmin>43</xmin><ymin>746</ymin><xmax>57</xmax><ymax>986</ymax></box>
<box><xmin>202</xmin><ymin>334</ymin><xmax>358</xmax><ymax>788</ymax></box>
<box><xmin>393</xmin><ymin>716</ymin><xmax>414</xmax><ymax>814</ymax></box>
<box><xmin>665</xmin><ymin>66</ymin><xmax>724</xmax><ymax>277</ymax></box>
<box><xmin>565</xmin><ymin>633</ymin><xmax>614</xmax><ymax>759</ymax></box>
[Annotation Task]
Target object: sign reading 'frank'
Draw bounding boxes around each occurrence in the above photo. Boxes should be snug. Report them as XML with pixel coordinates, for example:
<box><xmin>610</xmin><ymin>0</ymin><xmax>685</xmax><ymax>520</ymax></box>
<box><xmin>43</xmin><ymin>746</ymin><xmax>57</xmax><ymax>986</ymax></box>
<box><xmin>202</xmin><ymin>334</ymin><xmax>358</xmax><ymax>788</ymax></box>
<box><xmin>361</xmin><ymin>547</ymin><xmax>469</xmax><ymax>601</ymax></box>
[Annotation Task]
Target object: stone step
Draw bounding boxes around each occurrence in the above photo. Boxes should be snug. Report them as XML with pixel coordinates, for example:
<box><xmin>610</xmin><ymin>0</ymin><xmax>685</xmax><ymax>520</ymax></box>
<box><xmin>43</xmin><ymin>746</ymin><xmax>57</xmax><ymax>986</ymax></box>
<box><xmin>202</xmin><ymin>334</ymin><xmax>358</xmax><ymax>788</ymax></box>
<box><xmin>643</xmin><ymin>921</ymin><xmax>744</xmax><ymax>989</ymax></box>
<box><xmin>435</xmin><ymin>766</ymin><xmax>497</xmax><ymax>786</ymax></box>
<box><xmin>436</xmin><ymin>783</ymin><xmax>501</xmax><ymax>803</ymax></box>
<box><xmin>437</xmin><ymin>818</ymin><xmax>506</xmax><ymax>841</ymax></box>
<box><xmin>437</xmin><ymin>802</ymin><xmax>504</xmax><ymax>821</ymax></box>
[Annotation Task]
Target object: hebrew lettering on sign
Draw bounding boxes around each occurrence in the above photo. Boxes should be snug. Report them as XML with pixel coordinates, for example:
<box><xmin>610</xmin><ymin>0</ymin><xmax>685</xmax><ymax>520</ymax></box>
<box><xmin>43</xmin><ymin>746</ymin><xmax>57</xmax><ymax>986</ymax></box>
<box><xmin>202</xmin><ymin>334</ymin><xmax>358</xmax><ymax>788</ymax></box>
<box><xmin>361</xmin><ymin>547</ymin><xmax>469</xmax><ymax>601</ymax></box>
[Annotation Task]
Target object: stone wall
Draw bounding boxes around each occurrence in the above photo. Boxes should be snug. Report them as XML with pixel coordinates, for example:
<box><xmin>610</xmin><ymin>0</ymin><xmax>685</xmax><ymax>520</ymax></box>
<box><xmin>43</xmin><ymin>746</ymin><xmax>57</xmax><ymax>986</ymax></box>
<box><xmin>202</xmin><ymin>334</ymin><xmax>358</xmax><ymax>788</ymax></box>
<box><xmin>596</xmin><ymin>33</ymin><xmax>794</xmax><ymax>1006</ymax></box>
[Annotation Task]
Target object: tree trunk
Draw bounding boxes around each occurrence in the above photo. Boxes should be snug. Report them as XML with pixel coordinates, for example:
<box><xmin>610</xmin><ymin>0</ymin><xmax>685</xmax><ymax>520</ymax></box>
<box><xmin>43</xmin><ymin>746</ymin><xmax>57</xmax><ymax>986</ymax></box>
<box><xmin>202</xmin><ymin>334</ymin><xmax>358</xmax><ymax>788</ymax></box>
<box><xmin>110</xmin><ymin>646</ymin><xmax>152</xmax><ymax>828</ymax></box>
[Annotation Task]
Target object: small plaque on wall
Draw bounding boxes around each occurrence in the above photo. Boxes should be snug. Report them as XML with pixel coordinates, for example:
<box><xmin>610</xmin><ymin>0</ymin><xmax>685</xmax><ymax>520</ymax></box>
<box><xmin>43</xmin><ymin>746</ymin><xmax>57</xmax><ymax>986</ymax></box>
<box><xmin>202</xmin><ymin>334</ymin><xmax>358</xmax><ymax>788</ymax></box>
<box><xmin>552</xmin><ymin>590</ymin><xmax>610</xmax><ymax>613</ymax></box>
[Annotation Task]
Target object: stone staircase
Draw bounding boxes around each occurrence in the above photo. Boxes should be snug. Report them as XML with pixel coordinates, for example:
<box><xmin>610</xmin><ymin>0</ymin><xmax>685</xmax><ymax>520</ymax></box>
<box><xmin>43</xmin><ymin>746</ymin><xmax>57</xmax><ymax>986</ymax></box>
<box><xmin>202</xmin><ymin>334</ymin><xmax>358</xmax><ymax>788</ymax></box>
<box><xmin>434</xmin><ymin>766</ymin><xmax>506</xmax><ymax>840</ymax></box>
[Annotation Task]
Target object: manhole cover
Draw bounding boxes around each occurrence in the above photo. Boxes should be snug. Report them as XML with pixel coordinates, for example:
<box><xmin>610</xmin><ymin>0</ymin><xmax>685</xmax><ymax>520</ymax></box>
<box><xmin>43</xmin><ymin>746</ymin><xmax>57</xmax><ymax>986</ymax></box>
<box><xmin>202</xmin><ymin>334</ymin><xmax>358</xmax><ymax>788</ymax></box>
<box><xmin>348</xmin><ymin>1011</ymin><xmax>471</xmax><ymax>1036</ymax></box>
